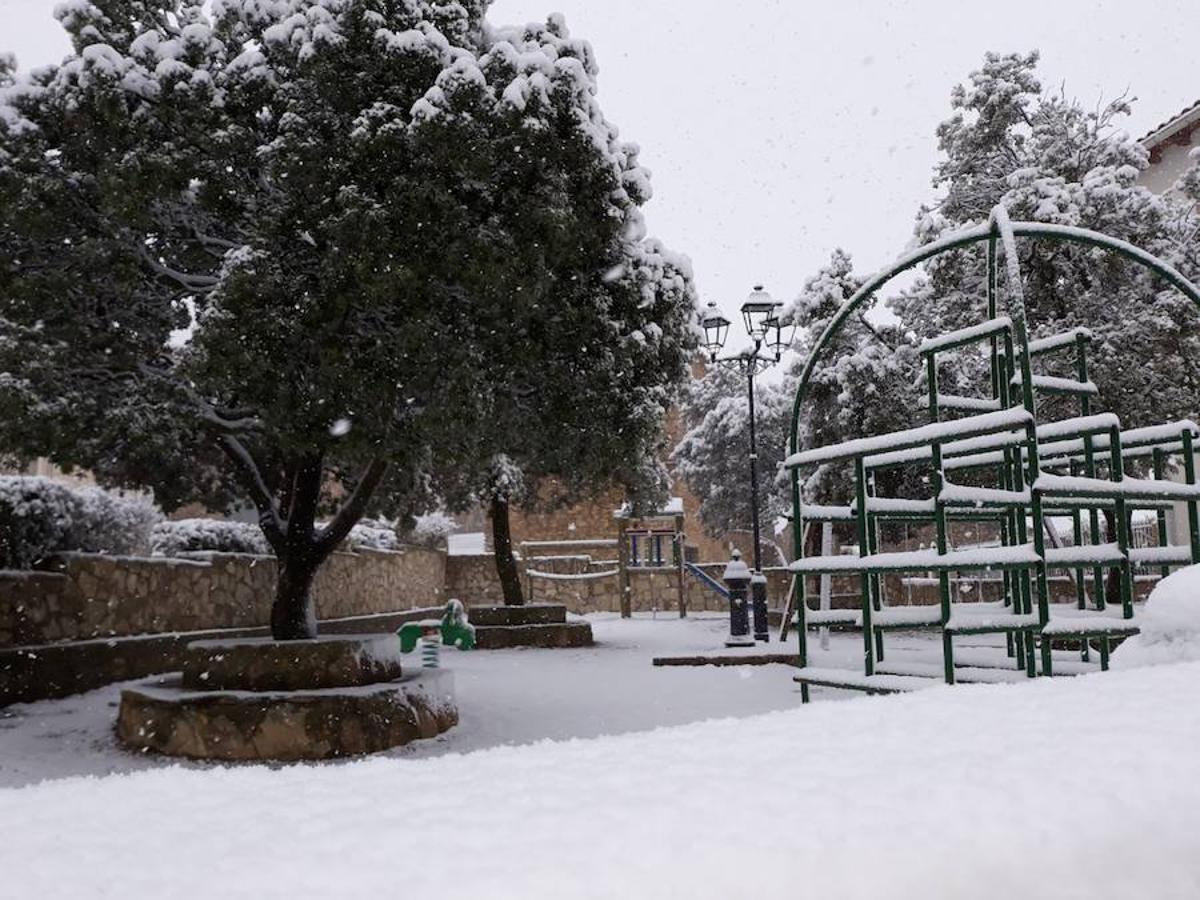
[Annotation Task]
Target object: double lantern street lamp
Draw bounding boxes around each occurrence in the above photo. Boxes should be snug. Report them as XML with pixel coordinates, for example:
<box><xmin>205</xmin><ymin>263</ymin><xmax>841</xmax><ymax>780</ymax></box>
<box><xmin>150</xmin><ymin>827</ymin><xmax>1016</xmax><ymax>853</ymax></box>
<box><xmin>700</xmin><ymin>286</ymin><xmax>796</xmax><ymax>647</ymax></box>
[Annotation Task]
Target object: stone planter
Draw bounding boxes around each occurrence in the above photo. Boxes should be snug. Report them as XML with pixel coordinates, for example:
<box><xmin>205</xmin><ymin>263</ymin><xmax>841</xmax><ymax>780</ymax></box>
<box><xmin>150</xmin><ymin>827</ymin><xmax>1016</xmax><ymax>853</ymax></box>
<box><xmin>182</xmin><ymin>634</ymin><xmax>403</xmax><ymax>692</ymax></box>
<box><xmin>116</xmin><ymin>633</ymin><xmax>456</xmax><ymax>761</ymax></box>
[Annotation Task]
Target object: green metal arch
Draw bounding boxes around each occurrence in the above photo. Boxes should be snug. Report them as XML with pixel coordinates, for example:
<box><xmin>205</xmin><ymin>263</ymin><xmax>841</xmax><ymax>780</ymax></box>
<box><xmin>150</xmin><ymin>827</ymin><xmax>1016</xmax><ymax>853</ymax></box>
<box><xmin>788</xmin><ymin>219</ymin><xmax>1200</xmax><ymax>458</ymax></box>
<box><xmin>786</xmin><ymin>216</ymin><xmax>1200</xmax><ymax>558</ymax></box>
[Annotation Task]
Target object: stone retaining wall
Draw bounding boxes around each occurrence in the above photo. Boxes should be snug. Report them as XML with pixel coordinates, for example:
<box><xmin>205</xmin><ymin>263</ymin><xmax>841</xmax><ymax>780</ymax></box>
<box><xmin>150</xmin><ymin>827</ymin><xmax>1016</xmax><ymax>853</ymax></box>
<box><xmin>0</xmin><ymin>547</ymin><xmax>445</xmax><ymax>648</ymax></box>
<box><xmin>444</xmin><ymin>553</ymin><xmax>521</xmax><ymax>605</ymax></box>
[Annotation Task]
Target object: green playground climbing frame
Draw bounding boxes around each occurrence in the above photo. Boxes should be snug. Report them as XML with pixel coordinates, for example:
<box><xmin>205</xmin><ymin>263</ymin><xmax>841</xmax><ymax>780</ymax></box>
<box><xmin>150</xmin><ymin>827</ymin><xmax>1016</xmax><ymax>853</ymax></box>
<box><xmin>786</xmin><ymin>205</ymin><xmax>1200</xmax><ymax>700</ymax></box>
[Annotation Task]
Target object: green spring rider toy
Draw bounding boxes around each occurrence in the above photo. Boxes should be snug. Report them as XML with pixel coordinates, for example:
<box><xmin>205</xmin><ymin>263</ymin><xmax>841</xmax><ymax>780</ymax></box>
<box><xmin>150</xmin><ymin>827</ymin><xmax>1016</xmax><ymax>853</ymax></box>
<box><xmin>397</xmin><ymin>599</ymin><xmax>476</xmax><ymax>667</ymax></box>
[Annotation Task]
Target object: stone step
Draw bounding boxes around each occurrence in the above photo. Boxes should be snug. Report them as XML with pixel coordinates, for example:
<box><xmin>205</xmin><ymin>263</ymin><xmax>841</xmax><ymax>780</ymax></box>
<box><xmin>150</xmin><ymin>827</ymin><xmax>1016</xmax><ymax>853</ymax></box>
<box><xmin>473</xmin><ymin>621</ymin><xmax>593</xmax><ymax>650</ymax></box>
<box><xmin>466</xmin><ymin>604</ymin><xmax>568</xmax><ymax>627</ymax></box>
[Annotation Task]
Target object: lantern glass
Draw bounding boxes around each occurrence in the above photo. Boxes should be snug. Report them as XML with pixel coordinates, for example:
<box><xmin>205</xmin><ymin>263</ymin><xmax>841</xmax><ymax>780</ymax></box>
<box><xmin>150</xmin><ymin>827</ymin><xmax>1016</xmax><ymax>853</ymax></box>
<box><xmin>740</xmin><ymin>285</ymin><xmax>779</xmax><ymax>339</ymax></box>
<box><xmin>699</xmin><ymin>304</ymin><xmax>730</xmax><ymax>356</ymax></box>
<box><xmin>765</xmin><ymin>314</ymin><xmax>797</xmax><ymax>356</ymax></box>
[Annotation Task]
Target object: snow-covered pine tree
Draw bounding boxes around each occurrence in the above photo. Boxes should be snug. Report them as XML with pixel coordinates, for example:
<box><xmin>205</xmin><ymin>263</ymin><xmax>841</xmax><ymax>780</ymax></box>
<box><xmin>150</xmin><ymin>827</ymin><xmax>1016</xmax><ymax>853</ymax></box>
<box><xmin>890</xmin><ymin>51</ymin><xmax>1200</xmax><ymax>431</ymax></box>
<box><xmin>674</xmin><ymin>251</ymin><xmax>919</xmax><ymax>542</ymax></box>
<box><xmin>781</xmin><ymin>251</ymin><xmax>919</xmax><ymax>506</ymax></box>
<box><xmin>886</xmin><ymin>51</ymin><xmax>1200</xmax><ymax>604</ymax></box>
<box><xmin>405</xmin><ymin>17</ymin><xmax>697</xmax><ymax>607</ymax></box>
<box><xmin>0</xmin><ymin>1</ymin><xmax>695</xmax><ymax>637</ymax></box>
<box><xmin>672</xmin><ymin>364</ymin><xmax>789</xmax><ymax>539</ymax></box>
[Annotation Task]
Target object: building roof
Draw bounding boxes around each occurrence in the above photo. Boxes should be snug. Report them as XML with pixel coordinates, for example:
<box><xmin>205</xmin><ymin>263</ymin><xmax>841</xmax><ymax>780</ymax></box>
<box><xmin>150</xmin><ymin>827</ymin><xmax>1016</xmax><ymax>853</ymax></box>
<box><xmin>1140</xmin><ymin>98</ymin><xmax>1200</xmax><ymax>150</ymax></box>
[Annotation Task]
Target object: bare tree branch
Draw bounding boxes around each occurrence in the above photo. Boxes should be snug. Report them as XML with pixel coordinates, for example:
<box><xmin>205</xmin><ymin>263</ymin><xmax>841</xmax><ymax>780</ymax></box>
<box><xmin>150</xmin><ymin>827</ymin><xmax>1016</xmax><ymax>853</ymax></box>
<box><xmin>315</xmin><ymin>457</ymin><xmax>390</xmax><ymax>555</ymax></box>
<box><xmin>218</xmin><ymin>434</ymin><xmax>285</xmax><ymax>548</ymax></box>
<box><xmin>137</xmin><ymin>363</ymin><xmax>264</xmax><ymax>433</ymax></box>
<box><xmin>136</xmin><ymin>246</ymin><xmax>219</xmax><ymax>291</ymax></box>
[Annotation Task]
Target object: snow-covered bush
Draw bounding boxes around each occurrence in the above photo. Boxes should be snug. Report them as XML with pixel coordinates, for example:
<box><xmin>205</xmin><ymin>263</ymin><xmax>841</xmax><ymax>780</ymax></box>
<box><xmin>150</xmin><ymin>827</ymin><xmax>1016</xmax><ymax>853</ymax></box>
<box><xmin>0</xmin><ymin>476</ymin><xmax>79</xmax><ymax>568</ymax></box>
<box><xmin>405</xmin><ymin>511</ymin><xmax>458</xmax><ymax>550</ymax></box>
<box><xmin>0</xmin><ymin>476</ymin><xmax>163</xmax><ymax>567</ymax></box>
<box><xmin>344</xmin><ymin>519</ymin><xmax>399</xmax><ymax>552</ymax></box>
<box><xmin>150</xmin><ymin>519</ymin><xmax>270</xmax><ymax>556</ymax></box>
<box><xmin>1112</xmin><ymin>565</ymin><xmax>1200</xmax><ymax>669</ymax></box>
<box><xmin>68</xmin><ymin>486</ymin><xmax>162</xmax><ymax>556</ymax></box>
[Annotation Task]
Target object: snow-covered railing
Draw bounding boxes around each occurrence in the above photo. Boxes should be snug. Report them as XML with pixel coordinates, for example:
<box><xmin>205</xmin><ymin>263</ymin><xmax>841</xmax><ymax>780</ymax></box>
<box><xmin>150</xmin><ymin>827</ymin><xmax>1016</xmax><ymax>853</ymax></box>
<box><xmin>526</xmin><ymin>567</ymin><xmax>619</xmax><ymax>580</ymax></box>
<box><xmin>520</xmin><ymin>539</ymin><xmax>618</xmax><ymax>549</ymax></box>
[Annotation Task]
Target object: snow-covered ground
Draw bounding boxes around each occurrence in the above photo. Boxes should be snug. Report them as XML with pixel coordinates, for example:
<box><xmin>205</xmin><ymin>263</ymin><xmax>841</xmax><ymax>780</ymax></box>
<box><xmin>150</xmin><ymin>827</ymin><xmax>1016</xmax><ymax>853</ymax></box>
<box><xmin>0</xmin><ymin>612</ymin><xmax>1131</xmax><ymax>787</ymax></box>
<box><xmin>2</xmin><ymin>612</ymin><xmax>1199</xmax><ymax>898</ymax></box>
<box><xmin>0</xmin><ymin>614</ymin><xmax>826</xmax><ymax>787</ymax></box>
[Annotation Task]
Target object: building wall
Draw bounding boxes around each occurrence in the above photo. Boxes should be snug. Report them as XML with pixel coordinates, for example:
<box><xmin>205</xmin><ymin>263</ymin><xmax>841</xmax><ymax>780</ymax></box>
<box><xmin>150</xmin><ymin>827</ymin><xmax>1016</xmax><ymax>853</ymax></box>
<box><xmin>1139</xmin><ymin>121</ymin><xmax>1199</xmax><ymax>195</ymax></box>
<box><xmin>501</xmin><ymin>479</ymin><xmax>734</xmax><ymax>565</ymax></box>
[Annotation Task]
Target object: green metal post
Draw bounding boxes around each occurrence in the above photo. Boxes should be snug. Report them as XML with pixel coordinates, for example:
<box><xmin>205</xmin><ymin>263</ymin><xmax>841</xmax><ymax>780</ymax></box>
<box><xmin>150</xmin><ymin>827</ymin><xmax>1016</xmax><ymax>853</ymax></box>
<box><xmin>790</xmin><ymin>469</ymin><xmax>811</xmax><ymax>701</ymax></box>
<box><xmin>854</xmin><ymin>457</ymin><xmax>874</xmax><ymax>676</ymax></box>
<box><xmin>1153</xmin><ymin>448</ymin><xmax>1170</xmax><ymax>580</ymax></box>
<box><xmin>865</xmin><ymin>473</ymin><xmax>884</xmax><ymax>662</ymax></box>
<box><xmin>1070</xmin><ymin>461</ymin><xmax>1087</xmax><ymax>610</ymax></box>
<box><xmin>926</xmin><ymin>353</ymin><xmax>939</xmax><ymax>424</ymax></box>
<box><xmin>1028</xmin><ymin>421</ymin><xmax>1052</xmax><ymax>677</ymax></box>
<box><xmin>1083</xmin><ymin>433</ymin><xmax>1104</xmax><ymax>611</ymax></box>
<box><xmin>1183</xmin><ymin>430</ymin><xmax>1200</xmax><ymax>563</ymax></box>
<box><xmin>1109</xmin><ymin>426</ymin><xmax>1134</xmax><ymax>620</ymax></box>
<box><xmin>791</xmin><ymin>469</ymin><xmax>810</xmax><ymax>704</ymax></box>
<box><xmin>932</xmin><ymin>443</ymin><xmax>954</xmax><ymax>684</ymax></box>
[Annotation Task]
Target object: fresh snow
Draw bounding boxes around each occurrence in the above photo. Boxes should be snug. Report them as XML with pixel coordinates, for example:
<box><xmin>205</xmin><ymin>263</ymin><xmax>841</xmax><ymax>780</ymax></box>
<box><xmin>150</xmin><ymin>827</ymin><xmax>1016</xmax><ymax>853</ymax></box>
<box><xmin>789</xmin><ymin>542</ymin><xmax>1041</xmax><ymax>573</ymax></box>
<box><xmin>935</xmin><ymin>393</ymin><xmax>1003</xmax><ymax>411</ymax></box>
<box><xmin>939</xmin><ymin>482</ymin><xmax>1031</xmax><ymax>506</ymax></box>
<box><xmin>1026</xmin><ymin>327</ymin><xmax>1093</xmax><ymax>354</ymax></box>
<box><xmin>525</xmin><ymin>567</ymin><xmax>619</xmax><ymax>580</ymax></box>
<box><xmin>786</xmin><ymin>407</ymin><xmax>1032</xmax><ymax>468</ymax></box>
<box><xmin>1009</xmin><ymin>372</ymin><xmax>1099</xmax><ymax>395</ymax></box>
<box><xmin>866</xmin><ymin>413</ymin><xmax>1118</xmax><ymax>471</ymax></box>
<box><xmin>1036</xmin><ymin>472</ymin><xmax>1200</xmax><ymax>499</ymax></box>
<box><xmin>613</xmin><ymin>496</ymin><xmax>684</xmax><ymax>517</ymax></box>
<box><xmin>918</xmin><ymin>315</ymin><xmax>1012</xmax><ymax>353</ymax></box>
<box><xmin>871</xmin><ymin>605</ymin><xmax>942</xmax><ymax>627</ymax></box>
<box><xmin>1130</xmin><ymin>545</ymin><xmax>1195</xmax><ymax>566</ymax></box>
<box><xmin>1113</xmin><ymin>564</ymin><xmax>1200</xmax><ymax>669</ymax></box>
<box><xmin>446</xmin><ymin>531</ymin><xmax>486</xmax><ymax>555</ymax></box>
<box><xmin>1043</xmin><ymin>542</ymin><xmax>1126</xmax><ymax>565</ymax></box>
<box><xmin>2</xmin><ymin>630</ymin><xmax>1200</xmax><ymax>897</ymax></box>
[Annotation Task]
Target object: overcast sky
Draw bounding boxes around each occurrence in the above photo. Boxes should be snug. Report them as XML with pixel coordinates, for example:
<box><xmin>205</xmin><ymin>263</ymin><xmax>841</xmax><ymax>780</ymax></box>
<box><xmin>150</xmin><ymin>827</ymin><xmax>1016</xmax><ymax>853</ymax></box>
<box><xmin>2</xmin><ymin>0</ymin><xmax>1197</xmax><ymax>351</ymax></box>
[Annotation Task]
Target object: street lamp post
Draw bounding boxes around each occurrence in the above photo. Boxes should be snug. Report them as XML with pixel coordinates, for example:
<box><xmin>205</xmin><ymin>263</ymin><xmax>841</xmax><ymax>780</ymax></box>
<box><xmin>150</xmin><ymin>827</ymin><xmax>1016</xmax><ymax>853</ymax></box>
<box><xmin>700</xmin><ymin>286</ymin><xmax>795</xmax><ymax>645</ymax></box>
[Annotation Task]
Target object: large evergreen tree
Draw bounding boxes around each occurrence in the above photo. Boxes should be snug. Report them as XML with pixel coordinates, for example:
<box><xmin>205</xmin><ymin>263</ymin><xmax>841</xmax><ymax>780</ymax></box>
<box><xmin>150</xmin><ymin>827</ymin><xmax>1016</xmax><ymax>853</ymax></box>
<box><xmin>435</xmin><ymin>239</ymin><xmax>693</xmax><ymax>607</ymax></box>
<box><xmin>674</xmin><ymin>251</ymin><xmax>918</xmax><ymax>537</ymax></box>
<box><xmin>890</xmin><ymin>51</ymin><xmax>1200</xmax><ymax>430</ymax></box>
<box><xmin>780</xmin><ymin>250</ymin><xmax>919</xmax><ymax>506</ymax></box>
<box><xmin>0</xmin><ymin>1</ymin><xmax>695</xmax><ymax>636</ymax></box>
<box><xmin>672</xmin><ymin>363</ymin><xmax>789</xmax><ymax>538</ymax></box>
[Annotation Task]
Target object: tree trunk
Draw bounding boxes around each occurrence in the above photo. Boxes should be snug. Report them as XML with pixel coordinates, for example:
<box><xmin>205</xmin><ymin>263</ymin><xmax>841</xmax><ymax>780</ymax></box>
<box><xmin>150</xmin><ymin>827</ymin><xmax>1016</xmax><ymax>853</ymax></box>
<box><xmin>218</xmin><ymin>442</ymin><xmax>390</xmax><ymax>641</ymax></box>
<box><xmin>490</xmin><ymin>494</ymin><xmax>525</xmax><ymax>606</ymax></box>
<box><xmin>271</xmin><ymin>551</ymin><xmax>321</xmax><ymax>640</ymax></box>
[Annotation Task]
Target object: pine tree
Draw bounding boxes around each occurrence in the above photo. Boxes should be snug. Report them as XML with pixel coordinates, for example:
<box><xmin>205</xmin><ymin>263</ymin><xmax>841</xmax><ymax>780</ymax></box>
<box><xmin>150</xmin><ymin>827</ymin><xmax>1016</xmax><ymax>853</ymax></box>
<box><xmin>781</xmin><ymin>251</ymin><xmax>919</xmax><ymax>506</ymax></box>
<box><xmin>0</xmin><ymin>1</ymin><xmax>695</xmax><ymax>636</ymax></box>
<box><xmin>672</xmin><ymin>364</ymin><xmax>789</xmax><ymax>538</ymax></box>
<box><xmin>890</xmin><ymin>51</ymin><xmax>1200</xmax><ymax>432</ymax></box>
